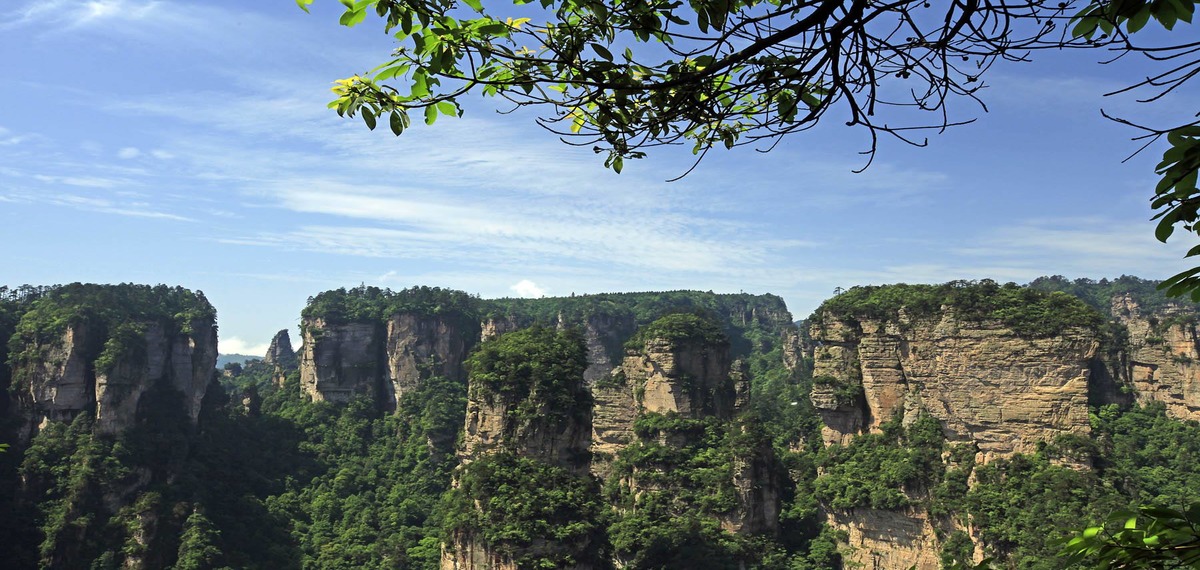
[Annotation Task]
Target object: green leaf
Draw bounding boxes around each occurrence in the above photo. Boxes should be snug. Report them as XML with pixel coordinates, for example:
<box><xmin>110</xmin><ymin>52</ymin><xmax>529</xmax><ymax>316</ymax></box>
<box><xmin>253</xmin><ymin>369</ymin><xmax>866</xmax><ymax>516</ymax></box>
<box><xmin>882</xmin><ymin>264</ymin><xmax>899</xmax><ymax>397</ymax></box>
<box><xmin>424</xmin><ymin>104</ymin><xmax>438</xmax><ymax>125</ymax></box>
<box><xmin>362</xmin><ymin>111</ymin><xmax>377</xmax><ymax>130</ymax></box>
<box><xmin>1127</xmin><ymin>7</ymin><xmax>1152</xmax><ymax>32</ymax></box>
<box><xmin>296</xmin><ymin>0</ymin><xmax>314</xmax><ymax>13</ymax></box>
<box><xmin>462</xmin><ymin>0</ymin><xmax>484</xmax><ymax>11</ymax></box>
<box><xmin>1157</xmin><ymin>217</ymin><xmax>1178</xmax><ymax>242</ymax></box>
<box><xmin>340</xmin><ymin>8</ymin><xmax>368</xmax><ymax>27</ymax></box>
<box><xmin>390</xmin><ymin>111</ymin><xmax>407</xmax><ymax>135</ymax></box>
<box><xmin>436</xmin><ymin>100</ymin><xmax>458</xmax><ymax>117</ymax></box>
<box><xmin>1071</xmin><ymin>15</ymin><xmax>1099</xmax><ymax>38</ymax></box>
<box><xmin>591</xmin><ymin>43</ymin><xmax>613</xmax><ymax>61</ymax></box>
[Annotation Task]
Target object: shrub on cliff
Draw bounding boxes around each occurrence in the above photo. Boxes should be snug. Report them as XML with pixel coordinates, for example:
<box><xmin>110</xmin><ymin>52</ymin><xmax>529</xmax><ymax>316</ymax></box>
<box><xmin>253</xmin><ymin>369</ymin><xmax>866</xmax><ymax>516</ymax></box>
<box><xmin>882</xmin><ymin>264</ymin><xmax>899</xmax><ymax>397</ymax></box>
<box><xmin>625</xmin><ymin>313</ymin><xmax>727</xmax><ymax>350</ymax></box>
<box><xmin>465</xmin><ymin>325</ymin><xmax>590</xmax><ymax>429</ymax></box>
<box><xmin>815</xmin><ymin>280</ymin><xmax>1104</xmax><ymax>337</ymax></box>
<box><xmin>443</xmin><ymin>452</ymin><xmax>609</xmax><ymax>568</ymax></box>
<box><xmin>301</xmin><ymin>285</ymin><xmax>479</xmax><ymax>324</ymax></box>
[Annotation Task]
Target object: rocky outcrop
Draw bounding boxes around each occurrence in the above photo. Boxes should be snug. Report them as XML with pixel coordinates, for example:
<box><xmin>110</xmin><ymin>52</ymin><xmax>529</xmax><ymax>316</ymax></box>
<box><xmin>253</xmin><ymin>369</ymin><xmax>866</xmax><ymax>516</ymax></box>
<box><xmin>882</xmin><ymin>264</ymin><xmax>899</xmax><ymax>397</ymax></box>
<box><xmin>460</xmin><ymin>377</ymin><xmax>592</xmax><ymax>472</ymax></box>
<box><xmin>95</xmin><ymin>320</ymin><xmax>218</xmax><ymax>434</ymax></box>
<box><xmin>588</xmin><ymin>370</ymin><xmax>637</xmax><ymax>478</ymax></box>
<box><xmin>724</xmin><ymin>422</ymin><xmax>782</xmax><ymax>536</ymax></box>
<box><xmin>19</xmin><ymin>318</ymin><xmax>217</xmax><ymax>436</ymax></box>
<box><xmin>622</xmin><ymin>337</ymin><xmax>736</xmax><ymax>419</ymax></box>
<box><xmin>810</xmin><ymin>313</ymin><xmax>1097</xmax><ymax>459</ymax></box>
<box><xmin>480</xmin><ymin>316</ymin><xmax>520</xmax><ymax>340</ymax></box>
<box><xmin>1111</xmin><ymin>294</ymin><xmax>1200</xmax><ymax>420</ymax></box>
<box><xmin>385</xmin><ymin>312</ymin><xmax>476</xmax><ymax>406</ymax></box>
<box><xmin>298</xmin><ymin>319</ymin><xmax>383</xmax><ymax>404</ymax></box>
<box><xmin>569</xmin><ymin>313</ymin><xmax>636</xmax><ymax>384</ymax></box>
<box><xmin>264</xmin><ymin>329</ymin><xmax>298</xmax><ymax>370</ymax></box>
<box><xmin>605</xmin><ymin>328</ymin><xmax>781</xmax><ymax>536</ymax></box>
<box><xmin>832</xmin><ymin>508</ymin><xmax>943</xmax><ymax>570</ymax></box>
<box><xmin>300</xmin><ymin>314</ymin><xmax>479</xmax><ymax>409</ymax></box>
<box><xmin>23</xmin><ymin>323</ymin><xmax>94</xmax><ymax>424</ymax></box>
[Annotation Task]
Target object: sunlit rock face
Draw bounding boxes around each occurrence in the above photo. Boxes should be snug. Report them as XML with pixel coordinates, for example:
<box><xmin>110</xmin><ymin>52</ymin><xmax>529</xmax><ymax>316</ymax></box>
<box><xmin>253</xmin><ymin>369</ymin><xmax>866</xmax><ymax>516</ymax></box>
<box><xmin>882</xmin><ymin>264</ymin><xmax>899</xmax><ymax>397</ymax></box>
<box><xmin>810</xmin><ymin>312</ymin><xmax>1097</xmax><ymax>460</ymax></box>
<box><xmin>808</xmin><ymin>303</ymin><xmax>1102</xmax><ymax>570</ymax></box>
<box><xmin>622</xmin><ymin>336</ymin><xmax>736</xmax><ymax>420</ymax></box>
<box><xmin>1111</xmin><ymin>294</ymin><xmax>1200</xmax><ymax>420</ymax></box>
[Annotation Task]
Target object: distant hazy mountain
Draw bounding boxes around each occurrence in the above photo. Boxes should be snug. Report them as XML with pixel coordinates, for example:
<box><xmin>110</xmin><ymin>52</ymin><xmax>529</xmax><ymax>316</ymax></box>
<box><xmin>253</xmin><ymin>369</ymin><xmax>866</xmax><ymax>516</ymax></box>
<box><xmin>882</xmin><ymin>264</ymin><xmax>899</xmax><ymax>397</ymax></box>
<box><xmin>217</xmin><ymin>353</ymin><xmax>262</xmax><ymax>368</ymax></box>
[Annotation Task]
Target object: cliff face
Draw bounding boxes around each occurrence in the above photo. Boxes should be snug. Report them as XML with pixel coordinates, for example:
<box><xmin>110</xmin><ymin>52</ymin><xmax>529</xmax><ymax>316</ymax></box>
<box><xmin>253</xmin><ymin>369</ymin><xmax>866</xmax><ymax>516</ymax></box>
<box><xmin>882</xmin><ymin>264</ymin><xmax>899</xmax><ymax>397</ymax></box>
<box><xmin>459</xmin><ymin>374</ymin><xmax>592</xmax><ymax>471</ymax></box>
<box><xmin>810</xmin><ymin>313</ymin><xmax>1098</xmax><ymax>459</ymax></box>
<box><xmin>19</xmin><ymin>318</ymin><xmax>217</xmax><ymax>436</ymax></box>
<box><xmin>830</xmin><ymin>508</ymin><xmax>943</xmax><ymax>570</ymax></box>
<box><xmin>575</xmin><ymin>313</ymin><xmax>636</xmax><ymax>384</ymax></box>
<box><xmin>1111</xmin><ymin>294</ymin><xmax>1200</xmax><ymax>420</ymax></box>
<box><xmin>299</xmin><ymin>314</ymin><xmax>479</xmax><ymax>410</ymax></box>
<box><xmin>386</xmin><ymin>312</ymin><xmax>476</xmax><ymax>405</ymax></box>
<box><xmin>622</xmin><ymin>336</ymin><xmax>736</xmax><ymax>419</ymax></box>
<box><xmin>23</xmin><ymin>323</ymin><xmax>94</xmax><ymax>425</ymax></box>
<box><xmin>95</xmin><ymin>320</ymin><xmax>218</xmax><ymax>434</ymax></box>
<box><xmin>809</xmin><ymin>309</ymin><xmax>1099</xmax><ymax>570</ymax></box>
<box><xmin>588</xmin><ymin>333</ymin><xmax>739</xmax><ymax>478</ymax></box>
<box><xmin>298</xmin><ymin>319</ymin><xmax>383</xmax><ymax>404</ymax></box>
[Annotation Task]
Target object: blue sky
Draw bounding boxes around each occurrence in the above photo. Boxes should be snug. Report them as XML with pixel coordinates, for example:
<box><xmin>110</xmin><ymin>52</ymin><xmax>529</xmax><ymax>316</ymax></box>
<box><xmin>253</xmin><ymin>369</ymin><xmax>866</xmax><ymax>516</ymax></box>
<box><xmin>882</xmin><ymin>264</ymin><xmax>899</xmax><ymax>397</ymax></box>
<box><xmin>1</xmin><ymin>0</ymin><xmax>1195</xmax><ymax>355</ymax></box>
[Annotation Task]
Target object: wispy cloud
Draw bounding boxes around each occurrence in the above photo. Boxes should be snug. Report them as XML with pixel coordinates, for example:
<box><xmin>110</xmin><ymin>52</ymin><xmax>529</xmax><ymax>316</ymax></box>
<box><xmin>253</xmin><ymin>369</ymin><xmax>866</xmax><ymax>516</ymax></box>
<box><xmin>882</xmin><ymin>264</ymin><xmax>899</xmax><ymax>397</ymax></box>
<box><xmin>1</xmin><ymin>0</ymin><xmax>162</xmax><ymax>30</ymax></box>
<box><xmin>2</xmin><ymin>188</ymin><xmax>195</xmax><ymax>222</ymax></box>
<box><xmin>32</xmin><ymin>174</ymin><xmax>125</xmax><ymax>189</ymax></box>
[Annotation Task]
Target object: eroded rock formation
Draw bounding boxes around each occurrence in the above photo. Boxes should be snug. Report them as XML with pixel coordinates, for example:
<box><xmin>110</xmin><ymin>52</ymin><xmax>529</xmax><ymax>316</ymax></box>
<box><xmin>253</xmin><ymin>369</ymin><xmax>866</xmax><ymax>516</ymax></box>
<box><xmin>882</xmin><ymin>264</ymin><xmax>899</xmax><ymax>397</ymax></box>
<box><xmin>298</xmin><ymin>319</ymin><xmax>383</xmax><ymax>404</ymax></box>
<box><xmin>810</xmin><ymin>313</ymin><xmax>1098</xmax><ymax>459</ymax></box>
<box><xmin>1111</xmin><ymin>294</ymin><xmax>1200</xmax><ymax>420</ymax></box>
<box><xmin>264</xmin><ymin>329</ymin><xmax>298</xmax><ymax>370</ymax></box>
<box><xmin>18</xmin><ymin>317</ymin><xmax>217</xmax><ymax>436</ymax></box>
<box><xmin>386</xmin><ymin>312</ymin><xmax>476</xmax><ymax>404</ymax></box>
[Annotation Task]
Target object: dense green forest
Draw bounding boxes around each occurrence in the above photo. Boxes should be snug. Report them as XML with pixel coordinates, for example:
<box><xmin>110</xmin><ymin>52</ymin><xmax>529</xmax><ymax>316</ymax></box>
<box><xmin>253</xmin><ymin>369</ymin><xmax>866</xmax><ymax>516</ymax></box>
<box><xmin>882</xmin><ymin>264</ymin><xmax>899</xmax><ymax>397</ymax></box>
<box><xmin>3</xmin><ymin>280</ymin><xmax>1200</xmax><ymax>568</ymax></box>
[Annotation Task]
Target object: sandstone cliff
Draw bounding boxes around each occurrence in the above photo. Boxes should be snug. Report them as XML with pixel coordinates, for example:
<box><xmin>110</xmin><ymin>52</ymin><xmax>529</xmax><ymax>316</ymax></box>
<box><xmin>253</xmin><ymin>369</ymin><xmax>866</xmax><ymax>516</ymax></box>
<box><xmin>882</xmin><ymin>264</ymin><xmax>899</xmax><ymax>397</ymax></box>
<box><xmin>1110</xmin><ymin>294</ymin><xmax>1200</xmax><ymax>421</ymax></box>
<box><xmin>299</xmin><ymin>313</ymin><xmax>479</xmax><ymax>410</ymax></box>
<box><xmin>386</xmin><ymin>312</ymin><xmax>477</xmax><ymax>404</ymax></box>
<box><xmin>623</xmin><ymin>335</ymin><xmax>737</xmax><ymax>419</ymax></box>
<box><xmin>298</xmin><ymin>319</ymin><xmax>383</xmax><ymax>404</ymax></box>
<box><xmin>808</xmin><ymin>288</ymin><xmax>1102</xmax><ymax>570</ymax></box>
<box><xmin>264</xmin><ymin>329</ymin><xmax>298</xmax><ymax>370</ymax></box>
<box><xmin>16</xmin><ymin>317</ymin><xmax>217</xmax><ymax>436</ymax></box>
<box><xmin>810</xmin><ymin>313</ymin><xmax>1097</xmax><ymax>459</ymax></box>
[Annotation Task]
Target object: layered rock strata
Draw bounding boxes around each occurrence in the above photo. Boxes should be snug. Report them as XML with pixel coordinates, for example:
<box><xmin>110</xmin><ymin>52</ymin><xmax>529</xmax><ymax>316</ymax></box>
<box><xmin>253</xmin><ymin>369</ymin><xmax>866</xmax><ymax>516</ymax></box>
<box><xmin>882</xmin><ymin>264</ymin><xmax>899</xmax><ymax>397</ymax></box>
<box><xmin>1111</xmin><ymin>294</ymin><xmax>1200</xmax><ymax>420</ymax></box>
<box><xmin>810</xmin><ymin>313</ymin><xmax>1098</xmax><ymax>459</ymax></box>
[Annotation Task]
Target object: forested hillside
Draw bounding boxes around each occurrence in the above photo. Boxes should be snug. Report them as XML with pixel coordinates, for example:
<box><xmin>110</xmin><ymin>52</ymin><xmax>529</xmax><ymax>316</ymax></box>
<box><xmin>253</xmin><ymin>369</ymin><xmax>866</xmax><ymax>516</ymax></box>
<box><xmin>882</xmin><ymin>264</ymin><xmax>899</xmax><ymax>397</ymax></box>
<box><xmin>1</xmin><ymin>279</ymin><xmax>1200</xmax><ymax>569</ymax></box>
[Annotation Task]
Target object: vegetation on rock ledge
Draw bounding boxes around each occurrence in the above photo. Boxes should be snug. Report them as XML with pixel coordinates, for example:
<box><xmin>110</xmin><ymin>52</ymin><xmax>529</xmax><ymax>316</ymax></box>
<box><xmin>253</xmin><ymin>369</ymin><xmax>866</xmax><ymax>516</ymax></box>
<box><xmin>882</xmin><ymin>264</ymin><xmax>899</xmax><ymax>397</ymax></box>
<box><xmin>816</xmin><ymin>280</ymin><xmax>1105</xmax><ymax>337</ymax></box>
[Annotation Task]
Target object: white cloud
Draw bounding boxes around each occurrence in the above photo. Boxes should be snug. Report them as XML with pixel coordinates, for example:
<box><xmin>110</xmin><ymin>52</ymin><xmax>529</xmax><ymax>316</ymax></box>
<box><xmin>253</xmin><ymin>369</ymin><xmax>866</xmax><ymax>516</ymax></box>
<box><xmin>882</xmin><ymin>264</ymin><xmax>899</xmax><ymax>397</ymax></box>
<box><xmin>149</xmin><ymin>149</ymin><xmax>173</xmax><ymax>159</ymax></box>
<box><xmin>117</xmin><ymin>147</ymin><xmax>140</xmax><ymax>159</ymax></box>
<box><xmin>220</xmin><ymin>336</ymin><xmax>269</xmax><ymax>357</ymax></box>
<box><xmin>511</xmin><ymin>279</ymin><xmax>546</xmax><ymax>298</ymax></box>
